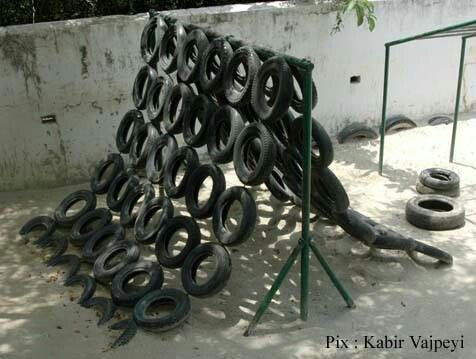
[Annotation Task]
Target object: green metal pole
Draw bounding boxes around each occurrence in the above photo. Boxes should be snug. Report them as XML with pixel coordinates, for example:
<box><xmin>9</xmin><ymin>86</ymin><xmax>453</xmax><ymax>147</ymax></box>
<box><xmin>450</xmin><ymin>37</ymin><xmax>467</xmax><ymax>162</ymax></box>
<box><xmin>310</xmin><ymin>242</ymin><xmax>355</xmax><ymax>309</ymax></box>
<box><xmin>378</xmin><ymin>44</ymin><xmax>391</xmax><ymax>175</ymax></box>
<box><xmin>243</xmin><ymin>241</ymin><xmax>303</xmax><ymax>337</ymax></box>
<box><xmin>300</xmin><ymin>68</ymin><xmax>314</xmax><ymax>321</ymax></box>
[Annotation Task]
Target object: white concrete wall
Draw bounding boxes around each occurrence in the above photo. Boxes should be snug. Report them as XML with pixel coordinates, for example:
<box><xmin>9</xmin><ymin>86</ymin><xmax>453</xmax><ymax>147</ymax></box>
<box><xmin>1</xmin><ymin>0</ymin><xmax>476</xmax><ymax>191</ymax></box>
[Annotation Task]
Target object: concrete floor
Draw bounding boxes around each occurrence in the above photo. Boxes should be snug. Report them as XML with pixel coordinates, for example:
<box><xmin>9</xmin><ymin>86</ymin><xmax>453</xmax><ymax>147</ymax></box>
<box><xmin>1</xmin><ymin>115</ymin><xmax>475</xmax><ymax>359</ymax></box>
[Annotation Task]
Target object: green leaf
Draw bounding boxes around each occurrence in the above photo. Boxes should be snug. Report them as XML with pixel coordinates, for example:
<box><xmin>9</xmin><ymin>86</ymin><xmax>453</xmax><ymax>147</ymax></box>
<box><xmin>356</xmin><ymin>6</ymin><xmax>364</xmax><ymax>26</ymax></box>
<box><xmin>345</xmin><ymin>0</ymin><xmax>357</xmax><ymax>13</ymax></box>
<box><xmin>368</xmin><ymin>16</ymin><xmax>376</xmax><ymax>31</ymax></box>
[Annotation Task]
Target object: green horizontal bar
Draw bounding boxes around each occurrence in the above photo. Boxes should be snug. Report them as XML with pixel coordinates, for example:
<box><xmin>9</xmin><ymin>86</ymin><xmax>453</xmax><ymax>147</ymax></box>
<box><xmin>386</xmin><ymin>18</ymin><xmax>476</xmax><ymax>46</ymax></box>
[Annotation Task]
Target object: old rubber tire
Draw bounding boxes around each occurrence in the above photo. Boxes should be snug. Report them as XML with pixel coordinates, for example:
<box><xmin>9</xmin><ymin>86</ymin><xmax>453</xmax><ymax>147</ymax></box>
<box><xmin>233</xmin><ymin>122</ymin><xmax>277</xmax><ymax>186</ymax></box>
<box><xmin>207</xmin><ymin>105</ymin><xmax>244</xmax><ymax>164</ymax></box>
<box><xmin>54</xmin><ymin>190</ymin><xmax>97</xmax><ymax>228</ymax></box>
<box><xmin>163</xmin><ymin>146</ymin><xmax>199</xmax><ymax>199</ymax></box>
<box><xmin>146</xmin><ymin>76</ymin><xmax>174</xmax><ymax>125</ymax></box>
<box><xmin>19</xmin><ymin>215</ymin><xmax>57</xmax><ymax>246</ymax></box>
<box><xmin>405</xmin><ymin>195</ymin><xmax>465</xmax><ymax>231</ymax></box>
<box><xmin>265</xmin><ymin>168</ymin><xmax>293</xmax><ymax>202</ymax></box>
<box><xmin>415</xmin><ymin>180</ymin><xmax>460</xmax><ymax>197</ymax></box>
<box><xmin>289</xmin><ymin>116</ymin><xmax>334</xmax><ymax>168</ymax></box>
<box><xmin>385</xmin><ymin>115</ymin><xmax>416</xmax><ymax>134</ymax></box>
<box><xmin>129</xmin><ymin>123</ymin><xmax>161</xmax><ymax>169</ymax></box>
<box><xmin>337</xmin><ymin>123</ymin><xmax>378</xmax><ymax>144</ymax></box>
<box><xmin>289</xmin><ymin>65</ymin><xmax>318</xmax><ymax>113</ymax></box>
<box><xmin>223</xmin><ymin>46</ymin><xmax>261</xmax><ymax>107</ymax></box>
<box><xmin>155</xmin><ymin>215</ymin><xmax>201</xmax><ymax>268</ymax></box>
<box><xmin>185</xmin><ymin>164</ymin><xmax>226</xmax><ymax>219</ymax></box>
<box><xmin>134</xmin><ymin>196</ymin><xmax>174</xmax><ymax>244</ymax></box>
<box><xmin>93</xmin><ymin>240</ymin><xmax>140</xmax><ymax>284</ymax></box>
<box><xmin>145</xmin><ymin>134</ymin><xmax>178</xmax><ymax>184</ymax></box>
<box><xmin>133</xmin><ymin>288</ymin><xmax>190</xmax><ymax>332</ymax></box>
<box><xmin>428</xmin><ymin>114</ymin><xmax>452</xmax><ymax>126</ymax></box>
<box><xmin>311</xmin><ymin>167</ymin><xmax>350</xmax><ymax>215</ymax></box>
<box><xmin>199</xmin><ymin>37</ymin><xmax>233</xmax><ymax>94</ymax></box>
<box><xmin>70</xmin><ymin>208</ymin><xmax>112</xmax><ymax>247</ymax></box>
<box><xmin>183</xmin><ymin>94</ymin><xmax>215</xmax><ymax>148</ymax></box>
<box><xmin>90</xmin><ymin>153</ymin><xmax>124</xmax><ymax>194</ymax></box>
<box><xmin>212</xmin><ymin>186</ymin><xmax>257</xmax><ymax>246</ymax></box>
<box><xmin>162</xmin><ymin>83</ymin><xmax>195</xmax><ymax>135</ymax></box>
<box><xmin>177</xmin><ymin>28</ymin><xmax>209</xmax><ymax>84</ymax></box>
<box><xmin>116</xmin><ymin>110</ymin><xmax>144</xmax><ymax>154</ymax></box>
<box><xmin>133</xmin><ymin>65</ymin><xmax>156</xmax><ymax>110</ymax></box>
<box><xmin>106</xmin><ymin>171</ymin><xmax>140</xmax><ymax>212</ymax></box>
<box><xmin>82</xmin><ymin>224</ymin><xmax>125</xmax><ymax>264</ymax></box>
<box><xmin>251</xmin><ymin>56</ymin><xmax>293</xmax><ymax>122</ymax></box>
<box><xmin>140</xmin><ymin>15</ymin><xmax>167</xmax><ymax>65</ymax></box>
<box><xmin>419</xmin><ymin>168</ymin><xmax>460</xmax><ymax>191</ymax></box>
<box><xmin>120</xmin><ymin>182</ymin><xmax>155</xmax><ymax>227</ymax></box>
<box><xmin>181</xmin><ymin>243</ymin><xmax>231</xmax><ymax>298</ymax></box>
<box><xmin>111</xmin><ymin>261</ymin><xmax>164</xmax><ymax>307</ymax></box>
<box><xmin>158</xmin><ymin>23</ymin><xmax>187</xmax><ymax>73</ymax></box>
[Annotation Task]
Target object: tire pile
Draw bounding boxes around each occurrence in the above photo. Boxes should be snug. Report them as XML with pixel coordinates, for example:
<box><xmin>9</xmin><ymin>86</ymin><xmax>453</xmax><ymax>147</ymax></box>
<box><xmin>18</xmin><ymin>12</ymin><xmax>453</xmax><ymax>348</ymax></box>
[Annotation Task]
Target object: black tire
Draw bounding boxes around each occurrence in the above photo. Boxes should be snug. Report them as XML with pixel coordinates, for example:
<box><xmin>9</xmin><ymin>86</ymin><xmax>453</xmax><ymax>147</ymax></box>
<box><xmin>177</xmin><ymin>28</ymin><xmax>209</xmax><ymax>83</ymax></box>
<box><xmin>185</xmin><ymin>164</ymin><xmax>226</xmax><ymax>219</ymax></box>
<box><xmin>224</xmin><ymin>46</ymin><xmax>261</xmax><ymax>107</ymax></box>
<box><xmin>106</xmin><ymin>171</ymin><xmax>141</xmax><ymax>212</ymax></box>
<box><xmin>158</xmin><ymin>23</ymin><xmax>187</xmax><ymax>73</ymax></box>
<box><xmin>207</xmin><ymin>105</ymin><xmax>245</xmax><ymax>164</ymax></box>
<box><xmin>43</xmin><ymin>235</ymin><xmax>68</xmax><ymax>265</ymax></box>
<box><xmin>93</xmin><ymin>240</ymin><xmax>140</xmax><ymax>284</ymax></box>
<box><xmin>289</xmin><ymin>64</ymin><xmax>318</xmax><ymax>113</ymax></box>
<box><xmin>199</xmin><ymin>37</ymin><xmax>233</xmax><ymax>94</ymax></box>
<box><xmin>129</xmin><ymin>123</ymin><xmax>161</xmax><ymax>169</ymax></box>
<box><xmin>408</xmin><ymin>240</ymin><xmax>453</xmax><ymax>265</ymax></box>
<box><xmin>289</xmin><ymin>116</ymin><xmax>334</xmax><ymax>168</ymax></box>
<box><xmin>334</xmin><ymin>209</ymin><xmax>376</xmax><ymax>246</ymax></box>
<box><xmin>181</xmin><ymin>243</ymin><xmax>231</xmax><ymax>298</ymax></box>
<box><xmin>133</xmin><ymin>65</ymin><xmax>156</xmax><ymax>110</ymax></box>
<box><xmin>428</xmin><ymin>114</ymin><xmax>452</xmax><ymax>126</ymax></box>
<box><xmin>134</xmin><ymin>196</ymin><xmax>174</xmax><ymax>244</ymax></box>
<box><xmin>120</xmin><ymin>182</ymin><xmax>155</xmax><ymax>227</ymax></box>
<box><xmin>385</xmin><ymin>115</ymin><xmax>416</xmax><ymax>134</ymax></box>
<box><xmin>64</xmin><ymin>274</ymin><xmax>97</xmax><ymax>306</ymax></box>
<box><xmin>48</xmin><ymin>254</ymin><xmax>81</xmax><ymax>284</ymax></box>
<box><xmin>83</xmin><ymin>297</ymin><xmax>117</xmax><ymax>326</ymax></box>
<box><xmin>140</xmin><ymin>15</ymin><xmax>167</xmax><ymax>64</ymax></box>
<box><xmin>111</xmin><ymin>261</ymin><xmax>164</xmax><ymax>307</ymax></box>
<box><xmin>70</xmin><ymin>208</ymin><xmax>113</xmax><ymax>247</ymax></box>
<box><xmin>405</xmin><ymin>194</ymin><xmax>465</xmax><ymax>231</ymax></box>
<box><xmin>251</xmin><ymin>56</ymin><xmax>293</xmax><ymax>122</ymax></box>
<box><xmin>162</xmin><ymin>83</ymin><xmax>195</xmax><ymax>135</ymax></box>
<box><xmin>311</xmin><ymin>167</ymin><xmax>350</xmax><ymax>215</ymax></box>
<box><xmin>163</xmin><ymin>146</ymin><xmax>199</xmax><ymax>199</ymax></box>
<box><xmin>19</xmin><ymin>215</ymin><xmax>56</xmax><ymax>246</ymax></box>
<box><xmin>82</xmin><ymin>224</ymin><xmax>125</xmax><ymax>264</ymax></box>
<box><xmin>145</xmin><ymin>134</ymin><xmax>178</xmax><ymax>184</ymax></box>
<box><xmin>116</xmin><ymin>110</ymin><xmax>145</xmax><ymax>154</ymax></box>
<box><xmin>233</xmin><ymin>122</ymin><xmax>277</xmax><ymax>186</ymax></box>
<box><xmin>54</xmin><ymin>190</ymin><xmax>97</xmax><ymax>228</ymax></box>
<box><xmin>415</xmin><ymin>180</ymin><xmax>460</xmax><ymax>198</ymax></box>
<box><xmin>419</xmin><ymin>168</ymin><xmax>460</xmax><ymax>191</ymax></box>
<box><xmin>183</xmin><ymin>94</ymin><xmax>215</xmax><ymax>148</ymax></box>
<box><xmin>133</xmin><ymin>288</ymin><xmax>191</xmax><ymax>332</ymax></box>
<box><xmin>90</xmin><ymin>153</ymin><xmax>124</xmax><ymax>194</ymax></box>
<box><xmin>155</xmin><ymin>215</ymin><xmax>201</xmax><ymax>268</ymax></box>
<box><xmin>265</xmin><ymin>168</ymin><xmax>293</xmax><ymax>202</ymax></box>
<box><xmin>337</xmin><ymin>122</ymin><xmax>378</xmax><ymax>144</ymax></box>
<box><xmin>212</xmin><ymin>186</ymin><xmax>257</xmax><ymax>246</ymax></box>
<box><xmin>146</xmin><ymin>76</ymin><xmax>174</xmax><ymax>125</ymax></box>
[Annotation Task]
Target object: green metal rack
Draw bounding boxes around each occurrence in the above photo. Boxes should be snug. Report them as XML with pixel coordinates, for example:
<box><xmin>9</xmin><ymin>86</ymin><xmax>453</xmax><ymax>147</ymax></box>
<box><xmin>379</xmin><ymin>19</ymin><xmax>476</xmax><ymax>175</ymax></box>
<box><xmin>150</xmin><ymin>11</ymin><xmax>355</xmax><ymax>336</ymax></box>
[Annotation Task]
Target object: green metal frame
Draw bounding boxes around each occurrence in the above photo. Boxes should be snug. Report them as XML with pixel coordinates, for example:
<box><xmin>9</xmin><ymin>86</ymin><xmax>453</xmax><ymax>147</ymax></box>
<box><xmin>150</xmin><ymin>10</ymin><xmax>355</xmax><ymax>336</ymax></box>
<box><xmin>379</xmin><ymin>19</ymin><xmax>476</xmax><ymax>175</ymax></box>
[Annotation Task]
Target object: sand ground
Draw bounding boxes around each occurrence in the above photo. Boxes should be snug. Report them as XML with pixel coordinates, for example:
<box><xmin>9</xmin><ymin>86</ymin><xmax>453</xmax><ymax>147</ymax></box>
<box><xmin>1</xmin><ymin>114</ymin><xmax>475</xmax><ymax>359</ymax></box>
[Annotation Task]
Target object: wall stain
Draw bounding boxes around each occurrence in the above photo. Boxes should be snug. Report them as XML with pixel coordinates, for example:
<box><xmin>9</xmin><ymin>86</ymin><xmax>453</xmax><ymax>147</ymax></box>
<box><xmin>80</xmin><ymin>45</ymin><xmax>89</xmax><ymax>77</ymax></box>
<box><xmin>0</xmin><ymin>31</ymin><xmax>42</xmax><ymax>98</ymax></box>
<box><xmin>104</xmin><ymin>49</ymin><xmax>114</xmax><ymax>66</ymax></box>
<box><xmin>91</xmin><ymin>101</ymin><xmax>104</xmax><ymax>114</ymax></box>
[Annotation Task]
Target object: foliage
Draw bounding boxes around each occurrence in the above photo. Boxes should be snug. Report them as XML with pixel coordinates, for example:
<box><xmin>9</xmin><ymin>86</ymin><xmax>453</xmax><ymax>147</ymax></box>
<box><xmin>332</xmin><ymin>0</ymin><xmax>377</xmax><ymax>34</ymax></box>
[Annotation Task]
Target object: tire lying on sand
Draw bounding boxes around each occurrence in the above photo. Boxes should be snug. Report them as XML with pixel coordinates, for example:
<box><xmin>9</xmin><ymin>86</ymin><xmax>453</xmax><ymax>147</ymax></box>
<box><xmin>415</xmin><ymin>180</ymin><xmax>460</xmax><ymax>198</ymax></box>
<box><xmin>134</xmin><ymin>196</ymin><xmax>174</xmax><ymax>244</ymax></box>
<box><xmin>19</xmin><ymin>216</ymin><xmax>57</xmax><ymax>246</ymax></box>
<box><xmin>82</xmin><ymin>224</ymin><xmax>125</xmax><ymax>264</ymax></box>
<box><xmin>418</xmin><ymin>168</ymin><xmax>460</xmax><ymax>191</ymax></box>
<box><xmin>133</xmin><ymin>288</ymin><xmax>191</xmax><ymax>332</ymax></box>
<box><xmin>54</xmin><ymin>190</ymin><xmax>97</xmax><ymax>227</ymax></box>
<box><xmin>181</xmin><ymin>243</ymin><xmax>231</xmax><ymax>298</ymax></box>
<box><xmin>120</xmin><ymin>182</ymin><xmax>155</xmax><ymax>227</ymax></box>
<box><xmin>405</xmin><ymin>194</ymin><xmax>465</xmax><ymax>231</ymax></box>
<box><xmin>385</xmin><ymin>115</ymin><xmax>417</xmax><ymax>134</ymax></box>
<box><xmin>70</xmin><ymin>208</ymin><xmax>113</xmax><ymax>247</ymax></box>
<box><xmin>212</xmin><ymin>186</ymin><xmax>257</xmax><ymax>246</ymax></box>
<box><xmin>337</xmin><ymin>122</ymin><xmax>378</xmax><ymax>144</ymax></box>
<box><xmin>428</xmin><ymin>114</ymin><xmax>452</xmax><ymax>126</ymax></box>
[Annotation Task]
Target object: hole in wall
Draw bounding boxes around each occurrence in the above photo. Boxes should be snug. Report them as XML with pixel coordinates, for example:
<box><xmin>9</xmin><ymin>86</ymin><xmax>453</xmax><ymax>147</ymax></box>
<box><xmin>350</xmin><ymin>75</ymin><xmax>361</xmax><ymax>84</ymax></box>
